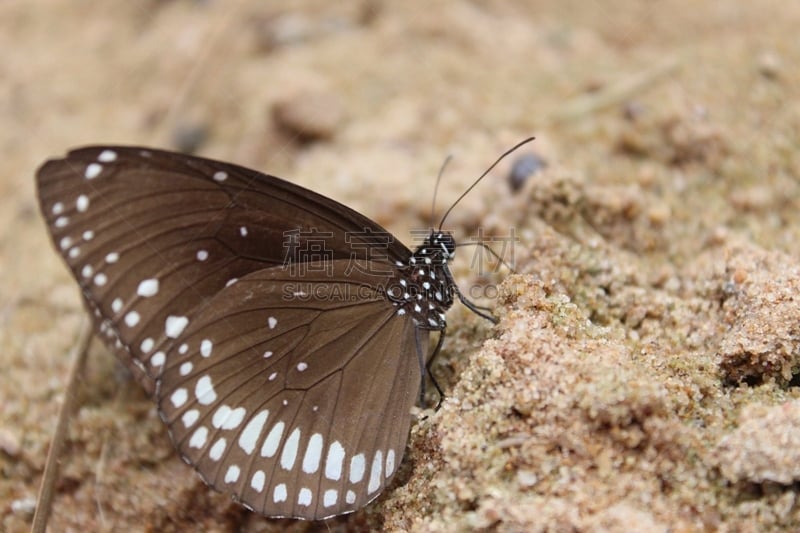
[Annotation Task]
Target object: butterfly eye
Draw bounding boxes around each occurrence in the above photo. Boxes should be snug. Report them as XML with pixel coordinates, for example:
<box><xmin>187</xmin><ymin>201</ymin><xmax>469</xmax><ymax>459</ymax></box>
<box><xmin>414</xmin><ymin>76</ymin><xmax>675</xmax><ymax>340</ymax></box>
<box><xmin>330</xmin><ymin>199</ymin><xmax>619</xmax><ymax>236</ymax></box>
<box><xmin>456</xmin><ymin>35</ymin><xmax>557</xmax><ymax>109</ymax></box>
<box><xmin>36</xmin><ymin>145</ymin><xmax>479</xmax><ymax>520</ymax></box>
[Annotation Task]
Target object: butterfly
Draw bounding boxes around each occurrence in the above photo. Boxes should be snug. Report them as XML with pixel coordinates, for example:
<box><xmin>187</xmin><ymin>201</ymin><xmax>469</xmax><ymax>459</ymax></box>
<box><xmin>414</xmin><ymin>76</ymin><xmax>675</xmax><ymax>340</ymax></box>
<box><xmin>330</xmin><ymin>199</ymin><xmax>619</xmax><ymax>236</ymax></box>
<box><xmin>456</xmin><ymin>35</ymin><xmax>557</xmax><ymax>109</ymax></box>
<box><xmin>35</xmin><ymin>140</ymin><xmax>528</xmax><ymax>520</ymax></box>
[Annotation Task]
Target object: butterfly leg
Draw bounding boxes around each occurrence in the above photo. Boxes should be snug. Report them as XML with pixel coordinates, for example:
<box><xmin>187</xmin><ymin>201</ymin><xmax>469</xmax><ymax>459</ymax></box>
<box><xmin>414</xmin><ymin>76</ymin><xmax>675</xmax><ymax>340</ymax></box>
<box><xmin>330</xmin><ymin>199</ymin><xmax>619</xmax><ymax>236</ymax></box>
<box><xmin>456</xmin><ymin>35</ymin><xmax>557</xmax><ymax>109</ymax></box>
<box><xmin>466</xmin><ymin>301</ymin><xmax>494</xmax><ymax>313</ymax></box>
<box><xmin>426</xmin><ymin>329</ymin><xmax>446</xmax><ymax>410</ymax></box>
<box><xmin>415</xmin><ymin>326</ymin><xmax>446</xmax><ymax>410</ymax></box>
<box><xmin>455</xmin><ymin>241</ymin><xmax>517</xmax><ymax>275</ymax></box>
<box><xmin>454</xmin><ymin>287</ymin><xmax>499</xmax><ymax>325</ymax></box>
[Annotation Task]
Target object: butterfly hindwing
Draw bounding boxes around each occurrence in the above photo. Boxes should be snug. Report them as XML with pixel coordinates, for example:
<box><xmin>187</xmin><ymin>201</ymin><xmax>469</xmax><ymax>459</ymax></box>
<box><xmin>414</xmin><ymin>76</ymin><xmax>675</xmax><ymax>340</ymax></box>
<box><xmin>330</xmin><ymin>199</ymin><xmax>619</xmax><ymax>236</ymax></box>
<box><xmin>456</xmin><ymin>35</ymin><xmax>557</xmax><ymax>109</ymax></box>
<box><xmin>156</xmin><ymin>260</ymin><xmax>424</xmax><ymax>519</ymax></box>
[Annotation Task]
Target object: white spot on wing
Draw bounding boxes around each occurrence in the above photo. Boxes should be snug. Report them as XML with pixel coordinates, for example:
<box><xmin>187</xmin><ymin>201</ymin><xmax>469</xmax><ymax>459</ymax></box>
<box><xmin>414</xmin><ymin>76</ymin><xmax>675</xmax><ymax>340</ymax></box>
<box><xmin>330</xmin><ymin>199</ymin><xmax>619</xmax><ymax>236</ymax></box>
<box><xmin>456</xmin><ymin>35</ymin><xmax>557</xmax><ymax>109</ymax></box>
<box><xmin>54</xmin><ymin>216</ymin><xmax>69</xmax><ymax>228</ymax></box>
<box><xmin>195</xmin><ymin>375</ymin><xmax>217</xmax><ymax>405</ymax></box>
<box><xmin>105</xmin><ymin>252</ymin><xmax>119</xmax><ymax>263</ymax></box>
<box><xmin>140</xmin><ymin>337</ymin><xmax>154</xmax><ymax>353</ymax></box>
<box><xmin>224</xmin><ymin>465</ymin><xmax>240</xmax><ymax>483</ymax></box>
<box><xmin>302</xmin><ymin>433</ymin><xmax>323</xmax><ymax>474</ymax></box>
<box><xmin>196</xmin><ymin>249</ymin><xmax>209</xmax><ymax>261</ymax></box>
<box><xmin>251</xmin><ymin>470</ymin><xmax>265</xmax><ymax>492</ymax></box>
<box><xmin>124</xmin><ymin>311</ymin><xmax>140</xmax><ymax>327</ymax></box>
<box><xmin>76</xmin><ymin>194</ymin><xmax>89</xmax><ymax>212</ymax></box>
<box><xmin>298</xmin><ymin>488</ymin><xmax>312</xmax><ymax>506</ymax></box>
<box><xmin>209</xmin><ymin>438</ymin><xmax>227</xmax><ymax>461</ymax></box>
<box><xmin>98</xmin><ymin>149</ymin><xmax>117</xmax><ymax>162</ymax></box>
<box><xmin>111</xmin><ymin>297</ymin><xmax>122</xmax><ymax>312</ymax></box>
<box><xmin>325</xmin><ymin>441</ymin><xmax>345</xmax><ymax>480</ymax></box>
<box><xmin>170</xmin><ymin>388</ymin><xmax>188</xmax><ymax>408</ymax></box>
<box><xmin>212</xmin><ymin>405</ymin><xmax>246</xmax><ymax>430</ymax></box>
<box><xmin>82</xmin><ymin>230</ymin><xmax>94</xmax><ymax>241</ymax></box>
<box><xmin>268</xmin><ymin>316</ymin><xmax>277</xmax><ymax>329</ymax></box>
<box><xmin>368</xmin><ymin>450</ymin><xmax>383</xmax><ymax>493</ymax></box>
<box><xmin>200</xmin><ymin>339</ymin><xmax>212</xmax><ymax>357</ymax></box>
<box><xmin>386</xmin><ymin>449</ymin><xmax>396</xmax><ymax>477</ymax></box>
<box><xmin>150</xmin><ymin>352</ymin><xmax>165</xmax><ymax>367</ymax></box>
<box><xmin>182</xmin><ymin>409</ymin><xmax>199</xmax><ymax>428</ymax></box>
<box><xmin>297</xmin><ymin>362</ymin><xmax>308</xmax><ymax>372</ymax></box>
<box><xmin>260</xmin><ymin>421</ymin><xmax>285</xmax><ymax>457</ymax></box>
<box><xmin>165</xmin><ymin>315</ymin><xmax>189</xmax><ymax>338</ymax></box>
<box><xmin>94</xmin><ymin>273</ymin><xmax>107</xmax><ymax>286</ymax></box>
<box><xmin>179</xmin><ymin>362</ymin><xmax>193</xmax><ymax>376</ymax></box>
<box><xmin>52</xmin><ymin>202</ymin><xmax>64</xmax><ymax>215</ymax></box>
<box><xmin>213</xmin><ymin>170</ymin><xmax>227</xmax><ymax>182</ymax></box>
<box><xmin>346</xmin><ymin>490</ymin><xmax>356</xmax><ymax>504</ymax></box>
<box><xmin>212</xmin><ymin>405</ymin><xmax>231</xmax><ymax>429</ymax></box>
<box><xmin>273</xmin><ymin>483</ymin><xmax>287</xmax><ymax>502</ymax></box>
<box><xmin>349</xmin><ymin>453</ymin><xmax>366</xmax><ymax>483</ymax></box>
<box><xmin>323</xmin><ymin>489</ymin><xmax>338</xmax><ymax>507</ymax></box>
<box><xmin>239</xmin><ymin>410</ymin><xmax>269</xmax><ymax>454</ymax></box>
<box><xmin>137</xmin><ymin>278</ymin><xmax>159</xmax><ymax>297</ymax></box>
<box><xmin>280</xmin><ymin>427</ymin><xmax>301</xmax><ymax>470</ymax></box>
<box><xmin>85</xmin><ymin>163</ymin><xmax>102</xmax><ymax>179</ymax></box>
<box><xmin>189</xmin><ymin>426</ymin><xmax>208</xmax><ymax>448</ymax></box>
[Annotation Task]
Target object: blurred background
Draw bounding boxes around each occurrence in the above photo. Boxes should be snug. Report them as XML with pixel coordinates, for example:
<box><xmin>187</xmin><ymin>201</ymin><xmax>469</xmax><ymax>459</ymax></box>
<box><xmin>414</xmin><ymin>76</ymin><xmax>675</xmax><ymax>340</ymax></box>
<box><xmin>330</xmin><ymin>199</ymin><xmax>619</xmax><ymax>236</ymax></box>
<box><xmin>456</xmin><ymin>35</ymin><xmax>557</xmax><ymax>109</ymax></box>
<box><xmin>3</xmin><ymin>1</ymin><xmax>799</xmax><ymax>531</ymax></box>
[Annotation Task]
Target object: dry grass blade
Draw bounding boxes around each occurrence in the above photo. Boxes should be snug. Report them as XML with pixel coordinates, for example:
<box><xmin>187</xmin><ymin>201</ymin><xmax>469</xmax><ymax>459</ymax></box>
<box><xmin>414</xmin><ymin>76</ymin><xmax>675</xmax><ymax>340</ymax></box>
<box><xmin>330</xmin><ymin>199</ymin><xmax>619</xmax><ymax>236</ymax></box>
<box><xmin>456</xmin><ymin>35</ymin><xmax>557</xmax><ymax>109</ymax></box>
<box><xmin>31</xmin><ymin>320</ymin><xmax>93</xmax><ymax>533</ymax></box>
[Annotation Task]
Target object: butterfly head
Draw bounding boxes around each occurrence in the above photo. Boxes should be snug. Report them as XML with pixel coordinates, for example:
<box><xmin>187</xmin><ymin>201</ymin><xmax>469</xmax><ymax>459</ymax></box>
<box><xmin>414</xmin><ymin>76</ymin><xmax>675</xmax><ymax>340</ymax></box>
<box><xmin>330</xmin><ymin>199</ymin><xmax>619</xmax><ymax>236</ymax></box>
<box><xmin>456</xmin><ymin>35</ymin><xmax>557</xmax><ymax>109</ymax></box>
<box><xmin>411</xmin><ymin>230</ymin><xmax>455</xmax><ymax>266</ymax></box>
<box><xmin>432</xmin><ymin>231</ymin><xmax>456</xmax><ymax>260</ymax></box>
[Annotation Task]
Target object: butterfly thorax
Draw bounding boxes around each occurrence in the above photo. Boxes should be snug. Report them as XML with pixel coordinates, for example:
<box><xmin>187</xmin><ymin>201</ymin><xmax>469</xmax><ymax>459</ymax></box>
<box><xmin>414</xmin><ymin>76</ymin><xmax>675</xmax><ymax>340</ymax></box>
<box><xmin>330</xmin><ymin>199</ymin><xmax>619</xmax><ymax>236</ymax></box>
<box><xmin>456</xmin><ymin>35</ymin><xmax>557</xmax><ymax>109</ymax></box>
<box><xmin>386</xmin><ymin>231</ymin><xmax>456</xmax><ymax>330</ymax></box>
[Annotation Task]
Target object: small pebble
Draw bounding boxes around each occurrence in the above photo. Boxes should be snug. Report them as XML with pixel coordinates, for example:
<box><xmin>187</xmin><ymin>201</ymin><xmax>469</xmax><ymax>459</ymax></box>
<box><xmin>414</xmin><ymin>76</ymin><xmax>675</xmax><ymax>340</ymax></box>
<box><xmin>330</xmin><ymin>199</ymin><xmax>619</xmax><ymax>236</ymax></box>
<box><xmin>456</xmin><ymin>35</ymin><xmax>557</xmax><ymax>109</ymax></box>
<box><xmin>0</xmin><ymin>427</ymin><xmax>21</xmax><ymax>457</ymax></box>
<box><xmin>508</xmin><ymin>152</ymin><xmax>547</xmax><ymax>193</ymax></box>
<box><xmin>11</xmin><ymin>497</ymin><xmax>37</xmax><ymax>516</ymax></box>
<box><xmin>758</xmin><ymin>51</ymin><xmax>782</xmax><ymax>79</ymax></box>
<box><xmin>622</xmin><ymin>100</ymin><xmax>645</xmax><ymax>121</ymax></box>
<box><xmin>171</xmin><ymin>121</ymin><xmax>210</xmax><ymax>154</ymax></box>
<box><xmin>517</xmin><ymin>470</ymin><xmax>538</xmax><ymax>487</ymax></box>
<box><xmin>272</xmin><ymin>91</ymin><xmax>343</xmax><ymax>142</ymax></box>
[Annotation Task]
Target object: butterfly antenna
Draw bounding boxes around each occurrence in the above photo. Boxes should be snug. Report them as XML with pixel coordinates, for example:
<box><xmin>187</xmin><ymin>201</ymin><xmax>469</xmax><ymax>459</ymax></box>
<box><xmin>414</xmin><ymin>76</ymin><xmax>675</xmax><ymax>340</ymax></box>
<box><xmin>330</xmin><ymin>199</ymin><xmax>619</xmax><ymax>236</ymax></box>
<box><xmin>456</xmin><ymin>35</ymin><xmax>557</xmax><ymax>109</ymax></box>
<box><xmin>438</xmin><ymin>136</ymin><xmax>536</xmax><ymax>230</ymax></box>
<box><xmin>430</xmin><ymin>155</ymin><xmax>453</xmax><ymax>226</ymax></box>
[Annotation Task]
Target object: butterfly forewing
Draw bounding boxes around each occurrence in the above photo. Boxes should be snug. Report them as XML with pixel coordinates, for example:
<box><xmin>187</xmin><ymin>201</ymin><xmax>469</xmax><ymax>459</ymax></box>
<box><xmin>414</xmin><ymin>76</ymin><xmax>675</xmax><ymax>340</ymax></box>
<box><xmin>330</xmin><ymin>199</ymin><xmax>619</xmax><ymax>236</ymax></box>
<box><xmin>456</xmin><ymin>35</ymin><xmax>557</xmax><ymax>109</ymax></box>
<box><xmin>36</xmin><ymin>146</ymin><xmax>412</xmax><ymax>394</ymax></box>
<box><xmin>156</xmin><ymin>261</ymin><xmax>423</xmax><ymax>519</ymax></box>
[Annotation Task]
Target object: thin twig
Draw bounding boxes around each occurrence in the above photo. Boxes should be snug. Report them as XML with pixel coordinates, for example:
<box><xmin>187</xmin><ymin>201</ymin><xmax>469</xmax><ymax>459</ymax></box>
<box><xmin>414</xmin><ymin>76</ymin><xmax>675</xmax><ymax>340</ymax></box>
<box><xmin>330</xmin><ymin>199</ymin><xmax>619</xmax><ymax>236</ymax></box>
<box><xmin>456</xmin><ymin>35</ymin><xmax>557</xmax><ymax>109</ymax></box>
<box><xmin>31</xmin><ymin>320</ymin><xmax>93</xmax><ymax>533</ymax></box>
<box><xmin>549</xmin><ymin>57</ymin><xmax>681</xmax><ymax>124</ymax></box>
<box><xmin>152</xmin><ymin>0</ymin><xmax>245</xmax><ymax>147</ymax></box>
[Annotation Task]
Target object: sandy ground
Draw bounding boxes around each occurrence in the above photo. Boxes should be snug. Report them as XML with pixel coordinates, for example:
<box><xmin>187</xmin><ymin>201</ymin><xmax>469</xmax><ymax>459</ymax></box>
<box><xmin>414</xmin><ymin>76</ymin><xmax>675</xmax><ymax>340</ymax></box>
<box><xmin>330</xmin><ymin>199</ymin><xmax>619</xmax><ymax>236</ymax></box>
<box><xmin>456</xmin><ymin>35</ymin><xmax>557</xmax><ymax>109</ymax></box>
<box><xmin>3</xmin><ymin>0</ymin><xmax>800</xmax><ymax>531</ymax></box>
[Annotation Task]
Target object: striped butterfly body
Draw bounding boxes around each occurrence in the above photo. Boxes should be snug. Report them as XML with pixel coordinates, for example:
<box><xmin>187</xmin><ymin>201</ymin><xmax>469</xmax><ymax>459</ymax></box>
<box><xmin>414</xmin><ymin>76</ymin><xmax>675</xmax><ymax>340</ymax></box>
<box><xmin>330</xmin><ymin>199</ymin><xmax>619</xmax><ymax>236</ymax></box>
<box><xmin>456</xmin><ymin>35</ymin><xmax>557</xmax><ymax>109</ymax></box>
<box><xmin>36</xmin><ymin>146</ymin><xmax>466</xmax><ymax>520</ymax></box>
